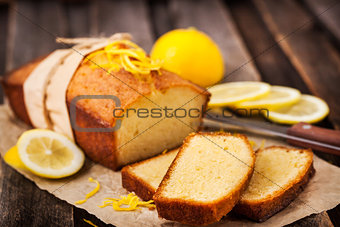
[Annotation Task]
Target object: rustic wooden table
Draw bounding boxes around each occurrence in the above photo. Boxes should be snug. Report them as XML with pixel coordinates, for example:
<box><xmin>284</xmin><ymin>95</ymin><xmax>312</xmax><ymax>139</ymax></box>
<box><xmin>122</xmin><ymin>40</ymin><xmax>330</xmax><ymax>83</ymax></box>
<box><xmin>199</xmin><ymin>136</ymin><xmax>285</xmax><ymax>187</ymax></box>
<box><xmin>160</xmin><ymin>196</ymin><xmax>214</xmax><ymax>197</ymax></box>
<box><xmin>0</xmin><ymin>0</ymin><xmax>339</xmax><ymax>226</ymax></box>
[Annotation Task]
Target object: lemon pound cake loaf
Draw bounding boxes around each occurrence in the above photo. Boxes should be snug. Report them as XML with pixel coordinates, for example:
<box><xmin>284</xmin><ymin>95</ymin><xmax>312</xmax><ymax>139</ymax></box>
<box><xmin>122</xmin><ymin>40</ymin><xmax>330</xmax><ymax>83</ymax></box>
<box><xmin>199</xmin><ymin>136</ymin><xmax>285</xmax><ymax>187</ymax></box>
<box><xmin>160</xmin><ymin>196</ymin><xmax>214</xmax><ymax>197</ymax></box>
<box><xmin>234</xmin><ymin>146</ymin><xmax>314</xmax><ymax>222</ymax></box>
<box><xmin>153</xmin><ymin>132</ymin><xmax>255</xmax><ymax>226</ymax></box>
<box><xmin>3</xmin><ymin>39</ymin><xmax>210</xmax><ymax>170</ymax></box>
<box><xmin>122</xmin><ymin>148</ymin><xmax>179</xmax><ymax>201</ymax></box>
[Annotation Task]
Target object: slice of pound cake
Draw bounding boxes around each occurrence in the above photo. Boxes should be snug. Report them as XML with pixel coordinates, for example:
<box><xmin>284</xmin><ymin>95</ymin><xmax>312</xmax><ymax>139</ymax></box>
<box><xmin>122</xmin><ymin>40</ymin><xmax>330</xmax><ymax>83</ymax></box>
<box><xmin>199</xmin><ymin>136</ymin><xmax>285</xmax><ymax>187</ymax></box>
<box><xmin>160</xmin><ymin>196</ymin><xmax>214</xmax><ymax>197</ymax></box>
<box><xmin>233</xmin><ymin>146</ymin><xmax>314</xmax><ymax>222</ymax></box>
<box><xmin>121</xmin><ymin>148</ymin><xmax>179</xmax><ymax>201</ymax></box>
<box><xmin>153</xmin><ymin>132</ymin><xmax>255</xmax><ymax>226</ymax></box>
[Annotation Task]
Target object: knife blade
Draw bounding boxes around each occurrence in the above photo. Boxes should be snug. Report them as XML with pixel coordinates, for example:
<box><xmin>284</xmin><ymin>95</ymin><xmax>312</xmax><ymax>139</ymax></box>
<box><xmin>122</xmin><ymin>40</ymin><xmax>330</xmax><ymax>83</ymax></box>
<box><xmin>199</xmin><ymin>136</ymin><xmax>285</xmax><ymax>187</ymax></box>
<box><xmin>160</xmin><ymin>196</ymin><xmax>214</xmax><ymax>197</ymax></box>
<box><xmin>203</xmin><ymin>108</ymin><xmax>340</xmax><ymax>156</ymax></box>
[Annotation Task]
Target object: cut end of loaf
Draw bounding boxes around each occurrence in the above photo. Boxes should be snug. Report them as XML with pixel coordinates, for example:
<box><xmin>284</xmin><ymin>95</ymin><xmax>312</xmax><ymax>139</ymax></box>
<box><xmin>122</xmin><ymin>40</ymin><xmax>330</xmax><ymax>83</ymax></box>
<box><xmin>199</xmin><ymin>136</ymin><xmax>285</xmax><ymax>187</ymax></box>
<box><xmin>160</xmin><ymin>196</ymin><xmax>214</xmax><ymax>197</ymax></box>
<box><xmin>154</xmin><ymin>132</ymin><xmax>255</xmax><ymax>225</ymax></box>
<box><xmin>116</xmin><ymin>87</ymin><xmax>207</xmax><ymax>167</ymax></box>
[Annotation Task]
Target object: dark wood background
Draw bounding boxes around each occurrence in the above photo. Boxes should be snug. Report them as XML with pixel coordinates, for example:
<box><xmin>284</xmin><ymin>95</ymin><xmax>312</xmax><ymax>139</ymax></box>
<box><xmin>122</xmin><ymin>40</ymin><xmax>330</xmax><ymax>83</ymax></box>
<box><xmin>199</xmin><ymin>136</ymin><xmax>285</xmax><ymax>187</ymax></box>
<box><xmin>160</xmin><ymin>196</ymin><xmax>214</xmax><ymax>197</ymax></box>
<box><xmin>0</xmin><ymin>0</ymin><xmax>340</xmax><ymax>226</ymax></box>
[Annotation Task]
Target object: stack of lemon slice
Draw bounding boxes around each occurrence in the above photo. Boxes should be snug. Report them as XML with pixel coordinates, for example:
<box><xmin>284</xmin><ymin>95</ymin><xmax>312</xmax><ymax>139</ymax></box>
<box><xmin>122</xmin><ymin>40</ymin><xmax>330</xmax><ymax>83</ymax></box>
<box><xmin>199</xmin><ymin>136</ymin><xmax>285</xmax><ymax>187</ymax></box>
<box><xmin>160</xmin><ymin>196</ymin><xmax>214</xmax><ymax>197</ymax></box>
<box><xmin>208</xmin><ymin>82</ymin><xmax>329</xmax><ymax>124</ymax></box>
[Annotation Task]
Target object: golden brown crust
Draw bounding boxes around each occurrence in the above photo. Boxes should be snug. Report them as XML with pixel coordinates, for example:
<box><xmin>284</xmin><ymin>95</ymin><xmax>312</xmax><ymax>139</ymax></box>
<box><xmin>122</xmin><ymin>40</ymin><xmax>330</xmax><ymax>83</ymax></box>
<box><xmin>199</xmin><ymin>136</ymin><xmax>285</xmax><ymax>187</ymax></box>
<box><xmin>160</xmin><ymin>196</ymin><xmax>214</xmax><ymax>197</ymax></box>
<box><xmin>68</xmin><ymin>102</ymin><xmax>118</xmax><ymax>170</ymax></box>
<box><xmin>121</xmin><ymin>167</ymin><xmax>156</xmax><ymax>201</ymax></box>
<box><xmin>3</xmin><ymin>83</ymin><xmax>31</xmax><ymax>125</ymax></box>
<box><xmin>66</xmin><ymin>61</ymin><xmax>210</xmax><ymax>124</ymax></box>
<box><xmin>153</xmin><ymin>132</ymin><xmax>255</xmax><ymax>226</ymax></box>
<box><xmin>3</xmin><ymin>53</ymin><xmax>210</xmax><ymax>171</ymax></box>
<box><xmin>233</xmin><ymin>146</ymin><xmax>315</xmax><ymax>222</ymax></box>
<box><xmin>2</xmin><ymin>57</ymin><xmax>46</xmax><ymax>125</ymax></box>
<box><xmin>121</xmin><ymin>149</ymin><xmax>179</xmax><ymax>201</ymax></box>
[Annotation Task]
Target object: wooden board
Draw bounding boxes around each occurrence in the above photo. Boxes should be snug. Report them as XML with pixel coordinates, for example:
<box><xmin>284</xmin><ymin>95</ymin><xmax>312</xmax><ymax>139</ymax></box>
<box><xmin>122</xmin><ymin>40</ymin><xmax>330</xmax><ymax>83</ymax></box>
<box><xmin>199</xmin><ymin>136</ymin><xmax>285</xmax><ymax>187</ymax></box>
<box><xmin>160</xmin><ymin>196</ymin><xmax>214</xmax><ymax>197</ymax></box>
<box><xmin>92</xmin><ymin>0</ymin><xmax>154</xmax><ymax>51</ymax></box>
<box><xmin>63</xmin><ymin>1</ymin><xmax>91</xmax><ymax>37</ymax></box>
<box><xmin>303</xmin><ymin>0</ymin><xmax>340</xmax><ymax>45</ymax></box>
<box><xmin>253</xmin><ymin>0</ymin><xmax>340</xmax><ymax>129</ymax></box>
<box><xmin>6</xmin><ymin>0</ymin><xmax>67</xmax><ymax>71</ymax></box>
<box><xmin>169</xmin><ymin>0</ymin><xmax>261</xmax><ymax>82</ymax></box>
<box><xmin>0</xmin><ymin>3</ymin><xmax>8</xmax><ymax>104</ymax></box>
<box><xmin>227</xmin><ymin>0</ymin><xmax>310</xmax><ymax>93</ymax></box>
<box><xmin>0</xmin><ymin>159</ymin><xmax>73</xmax><ymax>226</ymax></box>
<box><xmin>0</xmin><ymin>3</ymin><xmax>8</xmax><ymax>76</ymax></box>
<box><xmin>149</xmin><ymin>0</ymin><xmax>173</xmax><ymax>38</ymax></box>
<box><xmin>287</xmin><ymin>211</ymin><xmax>333</xmax><ymax>227</ymax></box>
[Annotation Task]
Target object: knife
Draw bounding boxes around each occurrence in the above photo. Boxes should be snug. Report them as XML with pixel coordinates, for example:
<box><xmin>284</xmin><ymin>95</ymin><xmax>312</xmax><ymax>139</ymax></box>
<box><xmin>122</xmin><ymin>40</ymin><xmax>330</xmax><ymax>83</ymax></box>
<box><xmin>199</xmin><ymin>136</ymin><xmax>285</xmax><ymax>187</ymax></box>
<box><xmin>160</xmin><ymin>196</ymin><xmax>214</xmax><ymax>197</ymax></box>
<box><xmin>203</xmin><ymin>108</ymin><xmax>340</xmax><ymax>156</ymax></box>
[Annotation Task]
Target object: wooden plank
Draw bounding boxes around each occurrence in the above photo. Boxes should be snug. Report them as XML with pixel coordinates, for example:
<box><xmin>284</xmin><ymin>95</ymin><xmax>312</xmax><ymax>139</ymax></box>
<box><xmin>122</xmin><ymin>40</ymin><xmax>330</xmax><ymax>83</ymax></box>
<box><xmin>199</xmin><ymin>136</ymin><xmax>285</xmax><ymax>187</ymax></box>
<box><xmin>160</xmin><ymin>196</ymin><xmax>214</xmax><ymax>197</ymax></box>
<box><xmin>149</xmin><ymin>0</ymin><xmax>173</xmax><ymax>38</ymax></box>
<box><xmin>169</xmin><ymin>0</ymin><xmax>261</xmax><ymax>82</ymax></box>
<box><xmin>0</xmin><ymin>159</ymin><xmax>73</xmax><ymax>226</ymax></box>
<box><xmin>0</xmin><ymin>3</ymin><xmax>8</xmax><ymax>75</ymax></box>
<box><xmin>6</xmin><ymin>0</ymin><xmax>67</xmax><ymax>71</ymax></box>
<box><xmin>253</xmin><ymin>0</ymin><xmax>340</xmax><ymax>129</ymax></box>
<box><xmin>328</xmin><ymin>205</ymin><xmax>340</xmax><ymax>227</ymax></box>
<box><xmin>227</xmin><ymin>0</ymin><xmax>310</xmax><ymax>93</ymax></box>
<box><xmin>92</xmin><ymin>0</ymin><xmax>154</xmax><ymax>51</ymax></box>
<box><xmin>0</xmin><ymin>3</ymin><xmax>8</xmax><ymax>104</ymax></box>
<box><xmin>287</xmin><ymin>211</ymin><xmax>334</xmax><ymax>227</ymax></box>
<box><xmin>63</xmin><ymin>1</ymin><xmax>91</xmax><ymax>37</ymax></box>
<box><xmin>303</xmin><ymin>0</ymin><xmax>340</xmax><ymax>45</ymax></box>
<box><xmin>73</xmin><ymin>206</ymin><xmax>114</xmax><ymax>227</ymax></box>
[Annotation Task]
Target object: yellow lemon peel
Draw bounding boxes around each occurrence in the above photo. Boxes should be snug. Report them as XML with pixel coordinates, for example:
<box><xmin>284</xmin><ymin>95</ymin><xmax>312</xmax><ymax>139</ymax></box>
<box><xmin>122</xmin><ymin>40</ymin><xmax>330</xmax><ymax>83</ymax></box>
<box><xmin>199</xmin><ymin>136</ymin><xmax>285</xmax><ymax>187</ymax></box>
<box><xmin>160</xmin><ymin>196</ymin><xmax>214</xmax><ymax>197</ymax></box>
<box><xmin>162</xmin><ymin>149</ymin><xmax>168</xmax><ymax>154</ymax></box>
<box><xmin>83</xmin><ymin>219</ymin><xmax>98</xmax><ymax>227</ymax></box>
<box><xmin>85</xmin><ymin>40</ymin><xmax>162</xmax><ymax>77</ymax></box>
<box><xmin>98</xmin><ymin>193</ymin><xmax>156</xmax><ymax>211</ymax></box>
<box><xmin>75</xmin><ymin>177</ymin><xmax>100</xmax><ymax>205</ymax></box>
<box><xmin>249</xmin><ymin>140</ymin><xmax>257</xmax><ymax>149</ymax></box>
<box><xmin>3</xmin><ymin>146</ymin><xmax>27</xmax><ymax>170</ymax></box>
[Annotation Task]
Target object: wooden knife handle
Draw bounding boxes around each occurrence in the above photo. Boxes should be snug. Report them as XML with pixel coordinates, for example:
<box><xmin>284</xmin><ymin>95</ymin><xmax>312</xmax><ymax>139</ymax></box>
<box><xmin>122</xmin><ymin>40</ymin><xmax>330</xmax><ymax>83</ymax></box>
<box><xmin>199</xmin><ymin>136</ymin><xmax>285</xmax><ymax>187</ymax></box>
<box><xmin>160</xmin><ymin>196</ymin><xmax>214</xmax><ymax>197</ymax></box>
<box><xmin>287</xmin><ymin>122</ymin><xmax>340</xmax><ymax>156</ymax></box>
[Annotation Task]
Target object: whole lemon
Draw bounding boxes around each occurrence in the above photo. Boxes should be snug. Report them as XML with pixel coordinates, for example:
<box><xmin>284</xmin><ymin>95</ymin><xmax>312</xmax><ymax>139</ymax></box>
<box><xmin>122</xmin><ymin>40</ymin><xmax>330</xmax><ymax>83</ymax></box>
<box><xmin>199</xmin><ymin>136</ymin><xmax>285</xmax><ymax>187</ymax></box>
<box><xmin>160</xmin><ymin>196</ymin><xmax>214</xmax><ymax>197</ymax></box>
<box><xmin>151</xmin><ymin>28</ymin><xmax>224</xmax><ymax>87</ymax></box>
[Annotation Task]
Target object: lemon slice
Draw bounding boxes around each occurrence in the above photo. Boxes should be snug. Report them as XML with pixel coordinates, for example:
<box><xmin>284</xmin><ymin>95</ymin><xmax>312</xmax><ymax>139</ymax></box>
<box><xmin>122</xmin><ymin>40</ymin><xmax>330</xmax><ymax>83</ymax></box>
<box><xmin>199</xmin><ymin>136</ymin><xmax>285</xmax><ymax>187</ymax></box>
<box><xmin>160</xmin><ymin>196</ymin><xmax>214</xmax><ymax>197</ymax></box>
<box><xmin>208</xmin><ymin>81</ymin><xmax>271</xmax><ymax>107</ymax></box>
<box><xmin>235</xmin><ymin>86</ymin><xmax>301</xmax><ymax>110</ymax></box>
<box><xmin>17</xmin><ymin>129</ymin><xmax>85</xmax><ymax>178</ymax></box>
<box><xmin>266</xmin><ymin>95</ymin><xmax>329</xmax><ymax>124</ymax></box>
<box><xmin>4</xmin><ymin>146</ymin><xmax>28</xmax><ymax>170</ymax></box>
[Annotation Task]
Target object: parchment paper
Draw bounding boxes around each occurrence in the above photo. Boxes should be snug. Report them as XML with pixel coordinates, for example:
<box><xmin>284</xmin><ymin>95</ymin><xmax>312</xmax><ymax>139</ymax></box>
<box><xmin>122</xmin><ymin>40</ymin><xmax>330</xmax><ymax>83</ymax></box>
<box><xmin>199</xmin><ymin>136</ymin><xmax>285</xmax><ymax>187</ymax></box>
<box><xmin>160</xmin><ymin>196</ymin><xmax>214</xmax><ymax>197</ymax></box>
<box><xmin>0</xmin><ymin>103</ymin><xmax>339</xmax><ymax>227</ymax></box>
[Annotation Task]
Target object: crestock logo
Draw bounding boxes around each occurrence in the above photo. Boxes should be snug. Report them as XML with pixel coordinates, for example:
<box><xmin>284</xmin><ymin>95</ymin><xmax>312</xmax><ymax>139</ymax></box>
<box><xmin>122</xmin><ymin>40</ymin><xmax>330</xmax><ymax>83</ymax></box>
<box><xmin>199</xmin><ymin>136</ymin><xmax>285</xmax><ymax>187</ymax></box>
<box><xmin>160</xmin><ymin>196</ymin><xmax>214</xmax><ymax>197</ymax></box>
<box><xmin>214</xmin><ymin>108</ymin><xmax>269</xmax><ymax>118</ymax></box>
<box><xmin>112</xmin><ymin>106</ymin><xmax>203</xmax><ymax>119</ymax></box>
<box><xmin>70</xmin><ymin>95</ymin><xmax>122</xmax><ymax>132</ymax></box>
<box><xmin>70</xmin><ymin>95</ymin><xmax>269</xmax><ymax>132</ymax></box>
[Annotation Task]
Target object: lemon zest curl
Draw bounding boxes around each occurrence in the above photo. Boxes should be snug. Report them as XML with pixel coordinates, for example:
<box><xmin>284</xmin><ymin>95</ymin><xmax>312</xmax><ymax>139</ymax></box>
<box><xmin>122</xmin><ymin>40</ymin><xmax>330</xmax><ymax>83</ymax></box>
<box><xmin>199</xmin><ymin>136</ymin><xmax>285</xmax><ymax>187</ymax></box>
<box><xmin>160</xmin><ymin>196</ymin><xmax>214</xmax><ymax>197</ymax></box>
<box><xmin>85</xmin><ymin>40</ymin><xmax>162</xmax><ymax>77</ymax></box>
<box><xmin>98</xmin><ymin>193</ymin><xmax>156</xmax><ymax>211</ymax></box>
<box><xmin>75</xmin><ymin>177</ymin><xmax>100</xmax><ymax>205</ymax></box>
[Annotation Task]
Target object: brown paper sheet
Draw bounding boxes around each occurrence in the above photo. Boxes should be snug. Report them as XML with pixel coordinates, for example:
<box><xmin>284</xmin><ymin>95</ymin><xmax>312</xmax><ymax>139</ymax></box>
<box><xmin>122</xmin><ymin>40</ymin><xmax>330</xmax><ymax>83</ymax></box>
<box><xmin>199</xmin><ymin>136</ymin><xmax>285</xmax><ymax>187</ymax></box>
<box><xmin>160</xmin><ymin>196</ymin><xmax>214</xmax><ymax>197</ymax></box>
<box><xmin>0</xmin><ymin>103</ymin><xmax>339</xmax><ymax>227</ymax></box>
